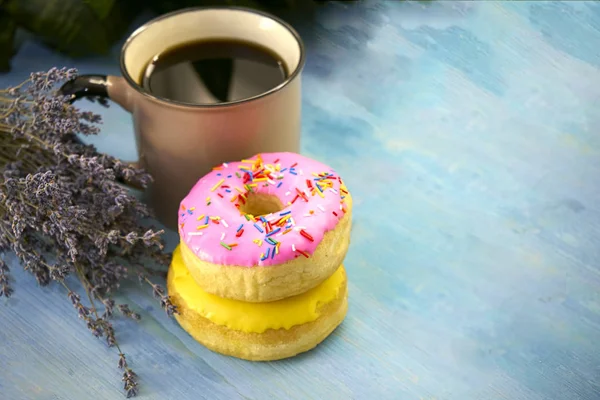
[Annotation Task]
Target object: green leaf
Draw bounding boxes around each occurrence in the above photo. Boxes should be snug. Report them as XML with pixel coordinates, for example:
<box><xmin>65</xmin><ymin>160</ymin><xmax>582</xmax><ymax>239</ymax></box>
<box><xmin>82</xmin><ymin>0</ymin><xmax>115</xmax><ymax>20</ymax></box>
<box><xmin>2</xmin><ymin>0</ymin><xmax>139</xmax><ymax>57</ymax></box>
<box><xmin>147</xmin><ymin>0</ymin><xmax>318</xmax><ymax>15</ymax></box>
<box><xmin>90</xmin><ymin>0</ymin><xmax>142</xmax><ymax>44</ymax></box>
<box><xmin>0</xmin><ymin>11</ymin><xmax>16</xmax><ymax>72</ymax></box>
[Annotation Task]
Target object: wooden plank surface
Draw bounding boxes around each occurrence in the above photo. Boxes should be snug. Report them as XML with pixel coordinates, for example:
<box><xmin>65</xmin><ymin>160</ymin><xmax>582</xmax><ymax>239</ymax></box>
<box><xmin>1</xmin><ymin>1</ymin><xmax>600</xmax><ymax>399</ymax></box>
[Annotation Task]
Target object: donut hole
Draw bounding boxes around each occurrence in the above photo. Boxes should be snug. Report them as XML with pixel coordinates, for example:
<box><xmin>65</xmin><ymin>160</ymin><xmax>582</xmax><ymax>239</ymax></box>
<box><xmin>239</xmin><ymin>193</ymin><xmax>284</xmax><ymax>217</ymax></box>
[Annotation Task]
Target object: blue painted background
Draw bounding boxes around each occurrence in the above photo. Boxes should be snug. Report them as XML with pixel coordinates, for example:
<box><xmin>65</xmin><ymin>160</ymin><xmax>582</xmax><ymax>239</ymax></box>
<box><xmin>1</xmin><ymin>1</ymin><xmax>599</xmax><ymax>399</ymax></box>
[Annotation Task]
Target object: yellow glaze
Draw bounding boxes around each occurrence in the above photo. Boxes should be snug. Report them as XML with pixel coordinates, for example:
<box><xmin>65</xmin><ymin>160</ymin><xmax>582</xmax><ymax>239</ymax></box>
<box><xmin>170</xmin><ymin>246</ymin><xmax>345</xmax><ymax>333</ymax></box>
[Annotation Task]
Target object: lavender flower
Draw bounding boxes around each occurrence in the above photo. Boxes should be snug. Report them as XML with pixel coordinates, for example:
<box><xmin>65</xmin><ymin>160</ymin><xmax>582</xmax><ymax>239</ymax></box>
<box><xmin>123</xmin><ymin>370</ymin><xmax>139</xmax><ymax>398</ymax></box>
<box><xmin>117</xmin><ymin>352</ymin><xmax>138</xmax><ymax>398</ymax></box>
<box><xmin>144</xmin><ymin>275</ymin><xmax>177</xmax><ymax>316</ymax></box>
<box><xmin>0</xmin><ymin>259</ymin><xmax>12</xmax><ymax>297</ymax></box>
<box><xmin>118</xmin><ymin>304</ymin><xmax>141</xmax><ymax>321</ymax></box>
<box><xmin>118</xmin><ymin>353</ymin><xmax>128</xmax><ymax>369</ymax></box>
<box><xmin>0</xmin><ymin>69</ymin><xmax>176</xmax><ymax>397</ymax></box>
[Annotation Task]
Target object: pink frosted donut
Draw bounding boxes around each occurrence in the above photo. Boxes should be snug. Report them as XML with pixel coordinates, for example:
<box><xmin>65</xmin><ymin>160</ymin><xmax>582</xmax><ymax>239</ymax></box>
<box><xmin>177</xmin><ymin>152</ymin><xmax>353</xmax><ymax>302</ymax></box>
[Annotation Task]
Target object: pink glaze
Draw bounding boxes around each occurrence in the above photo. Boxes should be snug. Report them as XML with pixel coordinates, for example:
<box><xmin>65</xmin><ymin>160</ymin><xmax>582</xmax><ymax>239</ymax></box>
<box><xmin>178</xmin><ymin>152</ymin><xmax>349</xmax><ymax>267</ymax></box>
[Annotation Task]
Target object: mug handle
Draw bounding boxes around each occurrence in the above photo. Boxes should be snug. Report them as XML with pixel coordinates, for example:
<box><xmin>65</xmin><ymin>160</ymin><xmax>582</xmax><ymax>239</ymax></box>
<box><xmin>59</xmin><ymin>74</ymin><xmax>134</xmax><ymax>112</ymax></box>
<box><xmin>59</xmin><ymin>75</ymin><xmax>142</xmax><ymax>189</ymax></box>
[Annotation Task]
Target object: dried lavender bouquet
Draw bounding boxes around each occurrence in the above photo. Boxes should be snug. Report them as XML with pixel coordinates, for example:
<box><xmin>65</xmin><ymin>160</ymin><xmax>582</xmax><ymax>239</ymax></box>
<box><xmin>0</xmin><ymin>68</ymin><xmax>177</xmax><ymax>398</ymax></box>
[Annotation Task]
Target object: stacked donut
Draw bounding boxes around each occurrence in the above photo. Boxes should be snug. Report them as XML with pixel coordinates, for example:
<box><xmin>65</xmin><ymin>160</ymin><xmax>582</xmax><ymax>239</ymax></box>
<box><xmin>167</xmin><ymin>152</ymin><xmax>352</xmax><ymax>361</ymax></box>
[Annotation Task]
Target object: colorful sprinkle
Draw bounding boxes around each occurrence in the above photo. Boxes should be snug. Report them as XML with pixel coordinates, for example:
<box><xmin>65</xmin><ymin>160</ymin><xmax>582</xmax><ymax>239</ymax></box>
<box><xmin>220</xmin><ymin>242</ymin><xmax>232</xmax><ymax>250</ymax></box>
<box><xmin>300</xmin><ymin>229</ymin><xmax>314</xmax><ymax>242</ymax></box>
<box><xmin>211</xmin><ymin>179</ymin><xmax>225</xmax><ymax>192</ymax></box>
<box><xmin>253</xmin><ymin>223</ymin><xmax>264</xmax><ymax>233</ymax></box>
<box><xmin>296</xmin><ymin>249</ymin><xmax>310</xmax><ymax>258</ymax></box>
<box><xmin>266</xmin><ymin>228</ymin><xmax>281</xmax><ymax>237</ymax></box>
<box><xmin>296</xmin><ymin>188</ymin><xmax>309</xmax><ymax>202</ymax></box>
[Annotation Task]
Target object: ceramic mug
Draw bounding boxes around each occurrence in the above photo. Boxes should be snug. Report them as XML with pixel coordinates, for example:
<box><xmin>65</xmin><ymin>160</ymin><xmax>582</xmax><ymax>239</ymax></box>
<box><xmin>60</xmin><ymin>7</ymin><xmax>305</xmax><ymax>230</ymax></box>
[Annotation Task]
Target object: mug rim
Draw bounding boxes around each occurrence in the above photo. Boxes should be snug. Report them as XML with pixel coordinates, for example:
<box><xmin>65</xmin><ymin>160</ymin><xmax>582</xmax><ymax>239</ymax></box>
<box><xmin>120</xmin><ymin>6</ymin><xmax>306</xmax><ymax>109</ymax></box>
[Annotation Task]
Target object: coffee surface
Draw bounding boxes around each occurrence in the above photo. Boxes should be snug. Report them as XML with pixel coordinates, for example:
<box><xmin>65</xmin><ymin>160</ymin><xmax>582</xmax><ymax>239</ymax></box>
<box><xmin>141</xmin><ymin>39</ymin><xmax>288</xmax><ymax>104</ymax></box>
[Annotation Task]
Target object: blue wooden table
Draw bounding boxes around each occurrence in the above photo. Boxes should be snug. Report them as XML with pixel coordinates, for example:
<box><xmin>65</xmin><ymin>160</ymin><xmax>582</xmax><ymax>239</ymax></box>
<box><xmin>2</xmin><ymin>1</ymin><xmax>600</xmax><ymax>399</ymax></box>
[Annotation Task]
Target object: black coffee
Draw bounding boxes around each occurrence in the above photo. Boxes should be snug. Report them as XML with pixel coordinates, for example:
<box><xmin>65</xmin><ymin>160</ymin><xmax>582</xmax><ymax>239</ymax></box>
<box><xmin>141</xmin><ymin>39</ymin><xmax>288</xmax><ymax>104</ymax></box>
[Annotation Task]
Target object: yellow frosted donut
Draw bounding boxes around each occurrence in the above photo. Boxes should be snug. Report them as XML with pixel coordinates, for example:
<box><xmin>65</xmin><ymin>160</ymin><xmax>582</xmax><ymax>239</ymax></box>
<box><xmin>167</xmin><ymin>246</ymin><xmax>348</xmax><ymax>361</ymax></box>
<box><xmin>177</xmin><ymin>152</ymin><xmax>352</xmax><ymax>302</ymax></box>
